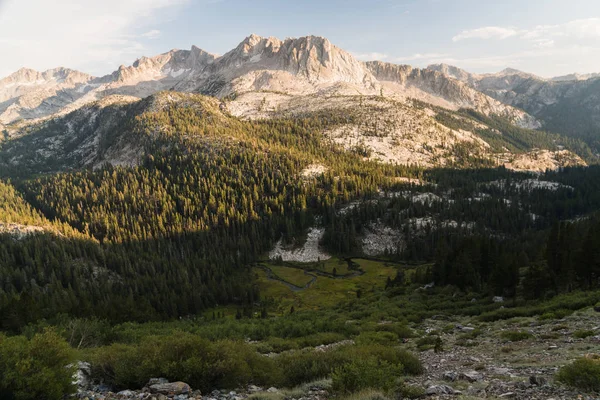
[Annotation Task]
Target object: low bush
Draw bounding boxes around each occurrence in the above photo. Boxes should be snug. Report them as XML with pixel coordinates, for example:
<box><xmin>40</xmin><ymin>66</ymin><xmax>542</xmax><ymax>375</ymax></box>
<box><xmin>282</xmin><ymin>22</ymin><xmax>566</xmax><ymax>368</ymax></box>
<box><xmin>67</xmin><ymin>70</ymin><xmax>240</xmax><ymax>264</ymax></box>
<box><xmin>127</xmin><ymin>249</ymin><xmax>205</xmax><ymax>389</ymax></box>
<box><xmin>501</xmin><ymin>331</ymin><xmax>533</xmax><ymax>342</ymax></box>
<box><xmin>416</xmin><ymin>336</ymin><xmax>441</xmax><ymax>351</ymax></box>
<box><xmin>88</xmin><ymin>332</ymin><xmax>279</xmax><ymax>392</ymax></box>
<box><xmin>331</xmin><ymin>358</ymin><xmax>401</xmax><ymax>394</ymax></box>
<box><xmin>556</xmin><ymin>357</ymin><xmax>600</xmax><ymax>392</ymax></box>
<box><xmin>375</xmin><ymin>323</ymin><xmax>415</xmax><ymax>339</ymax></box>
<box><xmin>274</xmin><ymin>344</ymin><xmax>423</xmax><ymax>388</ymax></box>
<box><xmin>0</xmin><ymin>329</ymin><xmax>75</xmax><ymax>400</ymax></box>
<box><xmin>355</xmin><ymin>331</ymin><xmax>399</xmax><ymax>346</ymax></box>
<box><xmin>338</xmin><ymin>389</ymin><xmax>390</xmax><ymax>400</ymax></box>
<box><xmin>396</xmin><ymin>383</ymin><xmax>425</xmax><ymax>399</ymax></box>
<box><xmin>573</xmin><ymin>330</ymin><xmax>595</xmax><ymax>339</ymax></box>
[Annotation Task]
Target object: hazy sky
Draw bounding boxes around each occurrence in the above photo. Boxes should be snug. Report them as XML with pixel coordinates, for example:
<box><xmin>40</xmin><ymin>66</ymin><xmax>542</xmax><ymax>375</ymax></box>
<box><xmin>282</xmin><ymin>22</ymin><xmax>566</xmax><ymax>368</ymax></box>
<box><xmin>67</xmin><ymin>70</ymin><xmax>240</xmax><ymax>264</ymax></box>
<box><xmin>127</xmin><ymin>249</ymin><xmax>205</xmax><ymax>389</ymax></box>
<box><xmin>1</xmin><ymin>0</ymin><xmax>600</xmax><ymax>78</ymax></box>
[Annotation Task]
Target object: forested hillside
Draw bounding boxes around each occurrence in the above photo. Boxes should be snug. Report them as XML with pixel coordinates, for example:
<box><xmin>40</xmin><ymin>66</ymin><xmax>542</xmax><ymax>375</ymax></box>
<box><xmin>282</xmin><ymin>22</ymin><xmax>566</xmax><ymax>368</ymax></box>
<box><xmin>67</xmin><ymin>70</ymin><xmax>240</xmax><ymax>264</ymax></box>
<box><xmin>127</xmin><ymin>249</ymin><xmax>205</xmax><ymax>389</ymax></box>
<box><xmin>1</xmin><ymin>91</ymin><xmax>600</xmax><ymax>334</ymax></box>
<box><xmin>0</xmin><ymin>92</ymin><xmax>417</xmax><ymax>331</ymax></box>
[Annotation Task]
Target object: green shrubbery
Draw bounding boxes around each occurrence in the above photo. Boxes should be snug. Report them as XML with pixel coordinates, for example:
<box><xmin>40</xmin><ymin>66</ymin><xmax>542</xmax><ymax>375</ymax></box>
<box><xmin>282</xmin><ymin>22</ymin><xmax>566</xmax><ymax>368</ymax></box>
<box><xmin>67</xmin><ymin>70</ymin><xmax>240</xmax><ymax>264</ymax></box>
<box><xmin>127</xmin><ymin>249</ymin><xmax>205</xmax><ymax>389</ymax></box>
<box><xmin>331</xmin><ymin>358</ymin><xmax>401</xmax><ymax>394</ymax></box>
<box><xmin>573</xmin><ymin>330</ymin><xmax>595</xmax><ymax>339</ymax></box>
<box><xmin>501</xmin><ymin>331</ymin><xmax>533</xmax><ymax>342</ymax></box>
<box><xmin>556</xmin><ymin>357</ymin><xmax>600</xmax><ymax>392</ymax></box>
<box><xmin>0</xmin><ymin>329</ymin><xmax>75</xmax><ymax>400</ymax></box>
<box><xmin>88</xmin><ymin>337</ymin><xmax>423</xmax><ymax>393</ymax></box>
<box><xmin>89</xmin><ymin>332</ymin><xmax>277</xmax><ymax>392</ymax></box>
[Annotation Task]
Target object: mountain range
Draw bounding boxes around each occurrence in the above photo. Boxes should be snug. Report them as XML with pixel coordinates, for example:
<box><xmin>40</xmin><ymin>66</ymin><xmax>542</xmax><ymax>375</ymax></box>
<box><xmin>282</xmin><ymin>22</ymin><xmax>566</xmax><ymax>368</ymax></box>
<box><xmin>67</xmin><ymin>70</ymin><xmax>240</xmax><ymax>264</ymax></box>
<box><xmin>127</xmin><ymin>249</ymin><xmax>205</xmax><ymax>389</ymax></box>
<box><xmin>1</xmin><ymin>34</ymin><xmax>599</xmax><ymax>171</ymax></box>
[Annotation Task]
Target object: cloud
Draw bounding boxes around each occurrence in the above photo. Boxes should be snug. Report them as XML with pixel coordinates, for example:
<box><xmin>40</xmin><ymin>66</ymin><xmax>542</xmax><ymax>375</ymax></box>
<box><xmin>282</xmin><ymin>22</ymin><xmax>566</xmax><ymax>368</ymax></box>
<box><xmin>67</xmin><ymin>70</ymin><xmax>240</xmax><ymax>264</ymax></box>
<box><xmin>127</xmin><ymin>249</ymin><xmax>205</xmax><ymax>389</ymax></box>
<box><xmin>453</xmin><ymin>27</ymin><xmax>519</xmax><ymax>42</ymax></box>
<box><xmin>352</xmin><ymin>52</ymin><xmax>389</xmax><ymax>61</ymax></box>
<box><xmin>423</xmin><ymin>44</ymin><xmax>600</xmax><ymax>76</ymax></box>
<box><xmin>0</xmin><ymin>0</ymin><xmax>191</xmax><ymax>77</ymax></box>
<box><xmin>141</xmin><ymin>30</ymin><xmax>162</xmax><ymax>39</ymax></box>
<box><xmin>393</xmin><ymin>52</ymin><xmax>450</xmax><ymax>62</ymax></box>
<box><xmin>454</xmin><ymin>18</ymin><xmax>600</xmax><ymax>43</ymax></box>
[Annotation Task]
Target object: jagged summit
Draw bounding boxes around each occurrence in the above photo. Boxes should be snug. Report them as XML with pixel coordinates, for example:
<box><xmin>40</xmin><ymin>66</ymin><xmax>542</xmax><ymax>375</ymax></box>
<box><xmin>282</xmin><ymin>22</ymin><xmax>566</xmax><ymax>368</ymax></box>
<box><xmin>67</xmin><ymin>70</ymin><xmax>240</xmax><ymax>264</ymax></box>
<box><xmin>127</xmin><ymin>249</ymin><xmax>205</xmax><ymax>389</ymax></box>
<box><xmin>0</xmin><ymin>33</ymin><xmax>571</xmax><ymax>131</ymax></box>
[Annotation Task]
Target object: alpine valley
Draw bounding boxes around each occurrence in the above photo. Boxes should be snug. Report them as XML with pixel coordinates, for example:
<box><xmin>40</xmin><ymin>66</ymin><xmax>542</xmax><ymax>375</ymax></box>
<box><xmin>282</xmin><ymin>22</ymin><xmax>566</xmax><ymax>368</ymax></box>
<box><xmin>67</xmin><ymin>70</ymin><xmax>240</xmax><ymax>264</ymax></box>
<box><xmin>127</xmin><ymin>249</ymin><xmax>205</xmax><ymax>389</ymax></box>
<box><xmin>1</xmin><ymin>35</ymin><xmax>600</xmax><ymax>400</ymax></box>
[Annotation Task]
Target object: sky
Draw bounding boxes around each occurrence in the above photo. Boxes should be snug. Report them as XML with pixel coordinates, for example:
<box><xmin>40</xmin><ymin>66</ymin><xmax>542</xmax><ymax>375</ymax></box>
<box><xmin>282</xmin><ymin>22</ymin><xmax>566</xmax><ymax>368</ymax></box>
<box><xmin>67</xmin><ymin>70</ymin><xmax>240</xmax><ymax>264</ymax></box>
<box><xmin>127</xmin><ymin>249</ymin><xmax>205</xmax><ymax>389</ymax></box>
<box><xmin>1</xmin><ymin>0</ymin><xmax>600</xmax><ymax>79</ymax></box>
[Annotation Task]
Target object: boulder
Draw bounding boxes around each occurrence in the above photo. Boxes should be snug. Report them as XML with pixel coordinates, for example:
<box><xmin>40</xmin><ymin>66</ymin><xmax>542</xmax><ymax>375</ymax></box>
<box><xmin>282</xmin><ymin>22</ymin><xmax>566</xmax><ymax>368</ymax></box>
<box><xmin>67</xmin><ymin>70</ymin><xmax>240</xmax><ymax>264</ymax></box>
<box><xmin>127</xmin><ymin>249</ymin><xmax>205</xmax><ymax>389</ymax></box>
<box><xmin>72</xmin><ymin>361</ymin><xmax>92</xmax><ymax>390</ymax></box>
<box><xmin>443</xmin><ymin>371</ymin><xmax>458</xmax><ymax>382</ymax></box>
<box><xmin>425</xmin><ymin>385</ymin><xmax>461</xmax><ymax>395</ymax></box>
<box><xmin>116</xmin><ymin>390</ymin><xmax>135</xmax><ymax>398</ymax></box>
<box><xmin>248</xmin><ymin>385</ymin><xmax>263</xmax><ymax>393</ymax></box>
<box><xmin>493</xmin><ymin>296</ymin><xmax>504</xmax><ymax>303</ymax></box>
<box><xmin>459</xmin><ymin>370</ymin><xmax>483</xmax><ymax>382</ymax></box>
<box><xmin>148</xmin><ymin>378</ymin><xmax>169</xmax><ymax>386</ymax></box>
<box><xmin>529</xmin><ymin>375</ymin><xmax>547</xmax><ymax>386</ymax></box>
<box><xmin>149</xmin><ymin>381</ymin><xmax>191</xmax><ymax>395</ymax></box>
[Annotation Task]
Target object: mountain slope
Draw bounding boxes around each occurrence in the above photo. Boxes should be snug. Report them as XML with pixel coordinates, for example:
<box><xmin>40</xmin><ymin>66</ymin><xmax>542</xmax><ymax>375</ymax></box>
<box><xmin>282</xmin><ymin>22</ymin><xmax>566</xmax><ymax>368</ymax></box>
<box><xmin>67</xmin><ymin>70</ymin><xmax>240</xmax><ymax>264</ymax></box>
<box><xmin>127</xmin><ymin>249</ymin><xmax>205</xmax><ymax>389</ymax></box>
<box><xmin>366</xmin><ymin>61</ymin><xmax>540</xmax><ymax>129</ymax></box>
<box><xmin>428</xmin><ymin>64</ymin><xmax>600</xmax><ymax>147</ymax></box>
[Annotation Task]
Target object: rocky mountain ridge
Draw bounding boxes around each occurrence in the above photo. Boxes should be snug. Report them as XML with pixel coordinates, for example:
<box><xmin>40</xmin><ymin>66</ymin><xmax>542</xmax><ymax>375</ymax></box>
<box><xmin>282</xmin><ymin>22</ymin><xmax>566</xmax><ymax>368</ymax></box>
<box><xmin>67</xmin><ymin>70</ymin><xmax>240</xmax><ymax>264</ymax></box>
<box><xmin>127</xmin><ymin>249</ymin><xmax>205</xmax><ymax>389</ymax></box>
<box><xmin>1</xmin><ymin>34</ymin><xmax>537</xmax><ymax>129</ymax></box>
<box><xmin>1</xmin><ymin>34</ymin><xmax>597</xmax><ymax>172</ymax></box>
<box><xmin>427</xmin><ymin>64</ymin><xmax>600</xmax><ymax>141</ymax></box>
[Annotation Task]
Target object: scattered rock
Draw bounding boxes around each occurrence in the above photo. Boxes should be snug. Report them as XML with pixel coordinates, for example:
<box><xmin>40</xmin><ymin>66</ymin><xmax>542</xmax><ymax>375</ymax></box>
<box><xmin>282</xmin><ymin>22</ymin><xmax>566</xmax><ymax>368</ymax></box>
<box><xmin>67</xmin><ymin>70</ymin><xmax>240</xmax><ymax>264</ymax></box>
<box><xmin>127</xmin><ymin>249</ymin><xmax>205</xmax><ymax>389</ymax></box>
<box><xmin>529</xmin><ymin>375</ymin><xmax>547</xmax><ymax>386</ymax></box>
<box><xmin>443</xmin><ymin>371</ymin><xmax>458</xmax><ymax>381</ymax></box>
<box><xmin>425</xmin><ymin>385</ymin><xmax>461</xmax><ymax>395</ymax></box>
<box><xmin>499</xmin><ymin>392</ymin><xmax>515</xmax><ymax>398</ymax></box>
<box><xmin>459</xmin><ymin>370</ymin><xmax>483</xmax><ymax>382</ymax></box>
<box><xmin>493</xmin><ymin>296</ymin><xmax>505</xmax><ymax>303</ymax></box>
<box><xmin>247</xmin><ymin>385</ymin><xmax>263</xmax><ymax>393</ymax></box>
<box><xmin>456</xmin><ymin>325</ymin><xmax>475</xmax><ymax>332</ymax></box>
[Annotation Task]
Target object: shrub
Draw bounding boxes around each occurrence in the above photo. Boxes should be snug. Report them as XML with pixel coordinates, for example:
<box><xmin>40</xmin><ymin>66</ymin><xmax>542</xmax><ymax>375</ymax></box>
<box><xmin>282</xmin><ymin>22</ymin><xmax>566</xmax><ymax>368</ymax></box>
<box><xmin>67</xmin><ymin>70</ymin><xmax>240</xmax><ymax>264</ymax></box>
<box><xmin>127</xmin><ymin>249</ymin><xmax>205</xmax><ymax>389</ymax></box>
<box><xmin>395</xmin><ymin>384</ymin><xmax>425</xmax><ymax>399</ymax></box>
<box><xmin>275</xmin><ymin>348</ymin><xmax>347</xmax><ymax>387</ymax></box>
<box><xmin>375</xmin><ymin>323</ymin><xmax>415</xmax><ymax>339</ymax></box>
<box><xmin>416</xmin><ymin>336</ymin><xmax>440</xmax><ymax>351</ymax></box>
<box><xmin>295</xmin><ymin>332</ymin><xmax>346</xmax><ymax>348</ymax></box>
<box><xmin>88</xmin><ymin>332</ymin><xmax>279</xmax><ymax>392</ymax></box>
<box><xmin>356</xmin><ymin>331</ymin><xmax>399</xmax><ymax>346</ymax></box>
<box><xmin>501</xmin><ymin>331</ymin><xmax>533</xmax><ymax>342</ymax></box>
<box><xmin>556</xmin><ymin>357</ymin><xmax>600</xmax><ymax>392</ymax></box>
<box><xmin>338</xmin><ymin>389</ymin><xmax>390</xmax><ymax>400</ymax></box>
<box><xmin>573</xmin><ymin>330</ymin><xmax>595</xmax><ymax>339</ymax></box>
<box><xmin>0</xmin><ymin>329</ymin><xmax>75</xmax><ymax>400</ymax></box>
<box><xmin>275</xmin><ymin>344</ymin><xmax>423</xmax><ymax>388</ymax></box>
<box><xmin>331</xmin><ymin>358</ymin><xmax>401</xmax><ymax>394</ymax></box>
